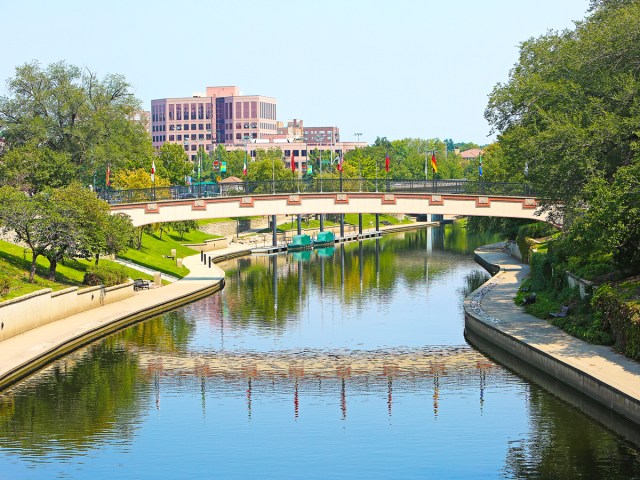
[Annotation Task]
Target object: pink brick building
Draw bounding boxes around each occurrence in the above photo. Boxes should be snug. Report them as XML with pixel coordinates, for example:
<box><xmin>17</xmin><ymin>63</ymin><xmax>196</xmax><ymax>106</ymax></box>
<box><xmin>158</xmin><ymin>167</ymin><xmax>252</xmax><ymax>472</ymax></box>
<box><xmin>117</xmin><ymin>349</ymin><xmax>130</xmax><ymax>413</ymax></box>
<box><xmin>151</xmin><ymin>86</ymin><xmax>277</xmax><ymax>160</ymax></box>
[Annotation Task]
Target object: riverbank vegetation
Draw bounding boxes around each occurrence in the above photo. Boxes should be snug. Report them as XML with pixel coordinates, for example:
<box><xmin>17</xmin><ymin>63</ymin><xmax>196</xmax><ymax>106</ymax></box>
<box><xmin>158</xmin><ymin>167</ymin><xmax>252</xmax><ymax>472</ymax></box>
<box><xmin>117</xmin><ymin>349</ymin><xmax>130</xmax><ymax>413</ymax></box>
<box><xmin>475</xmin><ymin>0</ymin><xmax>640</xmax><ymax>359</ymax></box>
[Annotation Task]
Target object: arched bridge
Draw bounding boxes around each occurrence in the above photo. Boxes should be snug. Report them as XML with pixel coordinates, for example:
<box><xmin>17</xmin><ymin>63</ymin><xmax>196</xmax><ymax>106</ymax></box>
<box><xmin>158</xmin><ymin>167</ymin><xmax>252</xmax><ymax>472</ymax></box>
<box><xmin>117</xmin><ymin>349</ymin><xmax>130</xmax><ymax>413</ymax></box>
<box><xmin>108</xmin><ymin>179</ymin><xmax>546</xmax><ymax>227</ymax></box>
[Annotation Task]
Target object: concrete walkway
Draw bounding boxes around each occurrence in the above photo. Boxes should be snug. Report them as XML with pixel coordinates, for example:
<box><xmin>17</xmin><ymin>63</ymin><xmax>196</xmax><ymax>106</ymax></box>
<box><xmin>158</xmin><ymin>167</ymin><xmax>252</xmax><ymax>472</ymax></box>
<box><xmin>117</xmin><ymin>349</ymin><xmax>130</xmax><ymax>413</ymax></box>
<box><xmin>0</xmin><ymin>244</ymin><xmax>252</xmax><ymax>390</ymax></box>
<box><xmin>467</xmin><ymin>242</ymin><xmax>640</xmax><ymax>423</ymax></box>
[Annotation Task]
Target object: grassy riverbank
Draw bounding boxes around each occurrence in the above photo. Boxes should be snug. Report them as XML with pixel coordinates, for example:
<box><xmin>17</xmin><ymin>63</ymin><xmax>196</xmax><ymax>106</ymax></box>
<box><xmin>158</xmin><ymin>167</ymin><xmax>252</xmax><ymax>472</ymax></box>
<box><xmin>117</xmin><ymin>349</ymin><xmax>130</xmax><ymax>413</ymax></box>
<box><xmin>0</xmin><ymin>240</ymin><xmax>155</xmax><ymax>301</ymax></box>
<box><xmin>0</xmin><ymin>225</ymin><xmax>222</xmax><ymax>301</ymax></box>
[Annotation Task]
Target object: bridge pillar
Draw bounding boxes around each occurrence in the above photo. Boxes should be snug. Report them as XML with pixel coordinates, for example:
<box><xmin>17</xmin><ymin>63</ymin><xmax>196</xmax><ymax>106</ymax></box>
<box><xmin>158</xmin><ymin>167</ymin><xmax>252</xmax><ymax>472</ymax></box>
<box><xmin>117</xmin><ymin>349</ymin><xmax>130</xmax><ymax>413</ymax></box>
<box><xmin>358</xmin><ymin>214</ymin><xmax>363</xmax><ymax>235</ymax></box>
<box><xmin>340</xmin><ymin>214</ymin><xmax>345</xmax><ymax>238</ymax></box>
<box><xmin>375</xmin><ymin>213</ymin><xmax>380</xmax><ymax>231</ymax></box>
<box><xmin>319</xmin><ymin>214</ymin><xmax>324</xmax><ymax>232</ymax></box>
<box><xmin>271</xmin><ymin>215</ymin><xmax>277</xmax><ymax>246</ymax></box>
<box><xmin>297</xmin><ymin>214</ymin><xmax>302</xmax><ymax>235</ymax></box>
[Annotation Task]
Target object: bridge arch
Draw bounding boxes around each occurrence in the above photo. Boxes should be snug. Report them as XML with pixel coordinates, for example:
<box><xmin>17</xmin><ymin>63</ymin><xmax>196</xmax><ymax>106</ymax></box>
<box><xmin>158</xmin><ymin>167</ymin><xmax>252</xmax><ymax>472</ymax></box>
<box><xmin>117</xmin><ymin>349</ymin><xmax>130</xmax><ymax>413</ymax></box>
<box><xmin>110</xmin><ymin>192</ymin><xmax>547</xmax><ymax>227</ymax></box>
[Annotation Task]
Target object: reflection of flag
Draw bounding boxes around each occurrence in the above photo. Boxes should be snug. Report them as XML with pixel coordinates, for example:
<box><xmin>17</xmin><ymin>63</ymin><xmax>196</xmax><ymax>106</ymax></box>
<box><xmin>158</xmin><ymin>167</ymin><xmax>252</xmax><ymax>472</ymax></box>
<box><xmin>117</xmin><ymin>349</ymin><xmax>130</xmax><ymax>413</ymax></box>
<box><xmin>291</xmin><ymin>151</ymin><xmax>296</xmax><ymax>172</ymax></box>
<box><xmin>151</xmin><ymin>161</ymin><xmax>156</xmax><ymax>183</ymax></box>
<box><xmin>431</xmin><ymin>153</ymin><xmax>437</xmax><ymax>174</ymax></box>
<box><xmin>385</xmin><ymin>153</ymin><xmax>390</xmax><ymax>172</ymax></box>
<box><xmin>243</xmin><ymin>158</ymin><xmax>247</xmax><ymax>176</ymax></box>
<box><xmin>106</xmin><ymin>163</ymin><xmax>111</xmax><ymax>187</ymax></box>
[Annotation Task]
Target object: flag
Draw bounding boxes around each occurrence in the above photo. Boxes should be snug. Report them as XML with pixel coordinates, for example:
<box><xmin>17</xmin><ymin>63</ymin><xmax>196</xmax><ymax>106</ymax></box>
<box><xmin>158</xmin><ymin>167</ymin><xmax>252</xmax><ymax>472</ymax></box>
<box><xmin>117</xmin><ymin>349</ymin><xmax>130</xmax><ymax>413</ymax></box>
<box><xmin>431</xmin><ymin>153</ymin><xmax>437</xmax><ymax>174</ymax></box>
<box><xmin>385</xmin><ymin>153</ymin><xmax>390</xmax><ymax>172</ymax></box>
<box><xmin>479</xmin><ymin>165</ymin><xmax>483</xmax><ymax>177</ymax></box>
<box><xmin>243</xmin><ymin>158</ymin><xmax>247</xmax><ymax>176</ymax></box>
<box><xmin>106</xmin><ymin>163</ymin><xmax>111</xmax><ymax>187</ymax></box>
<box><xmin>336</xmin><ymin>154</ymin><xmax>343</xmax><ymax>172</ymax></box>
<box><xmin>291</xmin><ymin>151</ymin><xmax>296</xmax><ymax>172</ymax></box>
<box><xmin>424</xmin><ymin>153</ymin><xmax>429</xmax><ymax>178</ymax></box>
<box><xmin>151</xmin><ymin>160</ymin><xmax>156</xmax><ymax>183</ymax></box>
<box><xmin>524</xmin><ymin>162</ymin><xmax>529</xmax><ymax>176</ymax></box>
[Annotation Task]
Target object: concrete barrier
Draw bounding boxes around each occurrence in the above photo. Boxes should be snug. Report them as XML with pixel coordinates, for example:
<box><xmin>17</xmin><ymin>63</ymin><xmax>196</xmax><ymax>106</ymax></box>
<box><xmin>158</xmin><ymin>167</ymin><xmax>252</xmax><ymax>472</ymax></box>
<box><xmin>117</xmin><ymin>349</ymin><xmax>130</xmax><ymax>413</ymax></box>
<box><xmin>0</xmin><ymin>282</ymin><xmax>134</xmax><ymax>342</ymax></box>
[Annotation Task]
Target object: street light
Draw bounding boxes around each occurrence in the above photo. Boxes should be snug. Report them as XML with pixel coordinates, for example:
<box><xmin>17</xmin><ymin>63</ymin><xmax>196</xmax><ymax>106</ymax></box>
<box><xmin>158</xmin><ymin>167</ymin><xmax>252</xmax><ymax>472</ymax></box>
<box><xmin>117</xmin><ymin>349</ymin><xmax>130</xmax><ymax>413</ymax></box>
<box><xmin>315</xmin><ymin>134</ymin><xmax>323</xmax><ymax>193</ymax></box>
<box><xmin>354</xmin><ymin>132</ymin><xmax>363</xmax><ymax>191</ymax></box>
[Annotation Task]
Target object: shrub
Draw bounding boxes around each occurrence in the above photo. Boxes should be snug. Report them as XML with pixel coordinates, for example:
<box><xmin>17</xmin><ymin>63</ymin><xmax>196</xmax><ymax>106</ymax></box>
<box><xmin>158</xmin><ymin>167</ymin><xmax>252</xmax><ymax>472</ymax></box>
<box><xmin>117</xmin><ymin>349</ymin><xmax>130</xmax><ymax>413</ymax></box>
<box><xmin>591</xmin><ymin>281</ymin><xmax>640</xmax><ymax>359</ymax></box>
<box><xmin>0</xmin><ymin>278</ymin><xmax>11</xmax><ymax>297</ymax></box>
<box><xmin>516</xmin><ymin>222</ymin><xmax>558</xmax><ymax>263</ymax></box>
<box><xmin>83</xmin><ymin>263</ymin><xmax>130</xmax><ymax>287</ymax></box>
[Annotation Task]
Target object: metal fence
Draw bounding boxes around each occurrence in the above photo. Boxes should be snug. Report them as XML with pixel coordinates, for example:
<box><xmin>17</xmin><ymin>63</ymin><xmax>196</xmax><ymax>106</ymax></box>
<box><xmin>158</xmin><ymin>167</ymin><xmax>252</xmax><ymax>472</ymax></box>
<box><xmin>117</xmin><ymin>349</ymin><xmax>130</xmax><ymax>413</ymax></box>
<box><xmin>102</xmin><ymin>179</ymin><xmax>534</xmax><ymax>205</ymax></box>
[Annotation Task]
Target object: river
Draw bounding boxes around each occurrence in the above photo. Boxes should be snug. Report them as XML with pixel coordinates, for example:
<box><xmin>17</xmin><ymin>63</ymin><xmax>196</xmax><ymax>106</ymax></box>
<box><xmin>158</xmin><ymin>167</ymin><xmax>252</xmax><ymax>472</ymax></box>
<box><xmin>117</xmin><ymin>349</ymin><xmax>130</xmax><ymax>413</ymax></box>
<box><xmin>1</xmin><ymin>223</ymin><xmax>639</xmax><ymax>479</ymax></box>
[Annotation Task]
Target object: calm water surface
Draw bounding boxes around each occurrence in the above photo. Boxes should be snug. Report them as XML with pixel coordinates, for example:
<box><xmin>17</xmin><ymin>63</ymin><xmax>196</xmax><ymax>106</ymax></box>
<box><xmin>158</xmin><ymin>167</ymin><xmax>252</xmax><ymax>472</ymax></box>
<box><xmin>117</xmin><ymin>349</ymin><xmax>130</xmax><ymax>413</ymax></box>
<box><xmin>1</xmin><ymin>224</ymin><xmax>639</xmax><ymax>479</ymax></box>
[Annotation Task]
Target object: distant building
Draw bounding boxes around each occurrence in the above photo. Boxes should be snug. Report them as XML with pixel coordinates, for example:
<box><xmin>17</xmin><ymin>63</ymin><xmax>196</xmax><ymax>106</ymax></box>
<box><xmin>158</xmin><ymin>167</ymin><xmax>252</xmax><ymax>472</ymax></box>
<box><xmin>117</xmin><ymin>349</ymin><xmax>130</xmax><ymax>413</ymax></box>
<box><xmin>460</xmin><ymin>148</ymin><xmax>484</xmax><ymax>160</ymax></box>
<box><xmin>150</xmin><ymin>86</ymin><xmax>359</xmax><ymax>165</ymax></box>
<box><xmin>151</xmin><ymin>86</ymin><xmax>277</xmax><ymax>160</ymax></box>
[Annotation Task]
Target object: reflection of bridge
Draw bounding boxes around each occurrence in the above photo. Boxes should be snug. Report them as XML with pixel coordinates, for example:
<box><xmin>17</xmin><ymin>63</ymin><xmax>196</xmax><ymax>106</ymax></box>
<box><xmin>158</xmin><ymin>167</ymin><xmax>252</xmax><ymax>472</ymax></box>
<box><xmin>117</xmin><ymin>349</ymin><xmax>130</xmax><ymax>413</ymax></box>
<box><xmin>135</xmin><ymin>347</ymin><xmax>497</xmax><ymax>379</ymax></box>
<box><xmin>112</xmin><ymin>190</ymin><xmax>545</xmax><ymax>228</ymax></box>
<box><xmin>136</xmin><ymin>347</ymin><xmax>500</xmax><ymax>419</ymax></box>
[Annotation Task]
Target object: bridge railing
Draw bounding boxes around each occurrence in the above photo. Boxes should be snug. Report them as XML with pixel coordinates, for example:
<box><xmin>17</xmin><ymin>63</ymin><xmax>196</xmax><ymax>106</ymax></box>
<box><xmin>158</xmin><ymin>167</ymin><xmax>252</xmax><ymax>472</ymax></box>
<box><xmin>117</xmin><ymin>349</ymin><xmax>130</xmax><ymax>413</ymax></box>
<box><xmin>103</xmin><ymin>179</ymin><xmax>534</xmax><ymax>205</ymax></box>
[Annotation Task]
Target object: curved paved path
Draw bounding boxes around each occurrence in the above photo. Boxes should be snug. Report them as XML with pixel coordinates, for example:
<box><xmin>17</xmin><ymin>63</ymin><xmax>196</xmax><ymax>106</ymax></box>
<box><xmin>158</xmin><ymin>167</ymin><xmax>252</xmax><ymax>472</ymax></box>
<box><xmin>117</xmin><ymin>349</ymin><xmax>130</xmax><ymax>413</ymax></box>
<box><xmin>0</xmin><ymin>245</ymin><xmax>251</xmax><ymax>390</ymax></box>
<box><xmin>466</xmin><ymin>243</ymin><xmax>640</xmax><ymax>424</ymax></box>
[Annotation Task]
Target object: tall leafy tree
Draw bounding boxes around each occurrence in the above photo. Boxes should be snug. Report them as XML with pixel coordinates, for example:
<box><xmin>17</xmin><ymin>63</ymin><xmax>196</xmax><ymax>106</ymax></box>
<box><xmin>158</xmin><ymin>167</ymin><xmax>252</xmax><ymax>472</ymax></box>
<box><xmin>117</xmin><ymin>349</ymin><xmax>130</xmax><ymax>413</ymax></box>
<box><xmin>0</xmin><ymin>61</ymin><xmax>153</xmax><ymax>189</ymax></box>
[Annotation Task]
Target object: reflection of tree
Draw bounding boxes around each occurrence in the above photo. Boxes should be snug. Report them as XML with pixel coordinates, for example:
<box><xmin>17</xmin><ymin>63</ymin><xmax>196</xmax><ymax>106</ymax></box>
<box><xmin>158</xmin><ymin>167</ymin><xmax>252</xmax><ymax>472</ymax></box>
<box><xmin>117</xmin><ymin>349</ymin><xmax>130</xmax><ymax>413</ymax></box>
<box><xmin>220</xmin><ymin>226</ymin><xmax>499</xmax><ymax>326</ymax></box>
<box><xmin>120</xmin><ymin>310</ymin><xmax>195</xmax><ymax>352</ymax></box>
<box><xmin>504</xmin><ymin>387</ymin><xmax>640</xmax><ymax>478</ymax></box>
<box><xmin>0</xmin><ymin>339</ymin><xmax>147</xmax><ymax>455</ymax></box>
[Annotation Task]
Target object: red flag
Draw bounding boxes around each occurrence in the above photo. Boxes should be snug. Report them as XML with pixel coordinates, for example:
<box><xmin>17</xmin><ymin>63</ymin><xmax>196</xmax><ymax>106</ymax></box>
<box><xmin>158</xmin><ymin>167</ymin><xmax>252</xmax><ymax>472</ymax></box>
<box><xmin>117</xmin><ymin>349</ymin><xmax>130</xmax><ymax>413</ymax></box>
<box><xmin>243</xmin><ymin>158</ymin><xmax>247</xmax><ymax>176</ymax></box>
<box><xmin>291</xmin><ymin>151</ymin><xmax>296</xmax><ymax>172</ymax></box>
<box><xmin>431</xmin><ymin>153</ymin><xmax>437</xmax><ymax>174</ymax></box>
<box><xmin>106</xmin><ymin>163</ymin><xmax>111</xmax><ymax>187</ymax></box>
<box><xmin>151</xmin><ymin>160</ymin><xmax>156</xmax><ymax>183</ymax></box>
<box><xmin>385</xmin><ymin>153</ymin><xmax>390</xmax><ymax>172</ymax></box>
<box><xmin>336</xmin><ymin>154</ymin><xmax>343</xmax><ymax>172</ymax></box>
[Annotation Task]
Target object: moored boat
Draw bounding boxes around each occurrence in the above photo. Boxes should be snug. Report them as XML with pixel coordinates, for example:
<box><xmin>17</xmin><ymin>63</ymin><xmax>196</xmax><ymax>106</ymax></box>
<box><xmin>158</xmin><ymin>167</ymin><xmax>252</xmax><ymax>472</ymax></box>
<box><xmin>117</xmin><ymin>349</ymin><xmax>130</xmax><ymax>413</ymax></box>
<box><xmin>287</xmin><ymin>234</ymin><xmax>313</xmax><ymax>251</ymax></box>
<box><xmin>313</xmin><ymin>231</ymin><xmax>335</xmax><ymax>247</ymax></box>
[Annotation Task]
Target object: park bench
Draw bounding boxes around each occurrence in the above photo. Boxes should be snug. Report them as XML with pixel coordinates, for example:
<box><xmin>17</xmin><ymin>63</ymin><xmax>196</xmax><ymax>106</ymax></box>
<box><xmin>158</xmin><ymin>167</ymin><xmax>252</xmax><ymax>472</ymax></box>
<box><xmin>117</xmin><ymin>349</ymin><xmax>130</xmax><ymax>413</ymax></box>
<box><xmin>549</xmin><ymin>305</ymin><xmax>570</xmax><ymax>318</ymax></box>
<box><xmin>381</xmin><ymin>220</ymin><xmax>392</xmax><ymax>226</ymax></box>
<box><xmin>133</xmin><ymin>279</ymin><xmax>150</xmax><ymax>291</ymax></box>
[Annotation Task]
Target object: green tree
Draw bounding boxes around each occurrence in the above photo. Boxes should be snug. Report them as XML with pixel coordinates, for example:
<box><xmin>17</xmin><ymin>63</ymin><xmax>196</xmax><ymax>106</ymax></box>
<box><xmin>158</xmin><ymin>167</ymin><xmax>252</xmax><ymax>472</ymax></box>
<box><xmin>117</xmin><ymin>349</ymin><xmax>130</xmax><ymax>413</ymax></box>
<box><xmin>0</xmin><ymin>144</ymin><xmax>77</xmax><ymax>193</ymax></box>
<box><xmin>157</xmin><ymin>143</ymin><xmax>192</xmax><ymax>185</ymax></box>
<box><xmin>0</xmin><ymin>61</ymin><xmax>153</xmax><ymax>189</ymax></box>
<box><xmin>485</xmin><ymin>1</ymin><xmax>640</xmax><ymax>271</ymax></box>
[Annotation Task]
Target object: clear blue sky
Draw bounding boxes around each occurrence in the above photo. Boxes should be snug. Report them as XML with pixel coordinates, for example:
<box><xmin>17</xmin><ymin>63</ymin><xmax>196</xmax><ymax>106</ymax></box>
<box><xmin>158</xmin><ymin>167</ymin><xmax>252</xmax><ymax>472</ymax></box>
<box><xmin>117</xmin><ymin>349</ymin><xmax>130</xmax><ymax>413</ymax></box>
<box><xmin>2</xmin><ymin>0</ymin><xmax>590</xmax><ymax>145</ymax></box>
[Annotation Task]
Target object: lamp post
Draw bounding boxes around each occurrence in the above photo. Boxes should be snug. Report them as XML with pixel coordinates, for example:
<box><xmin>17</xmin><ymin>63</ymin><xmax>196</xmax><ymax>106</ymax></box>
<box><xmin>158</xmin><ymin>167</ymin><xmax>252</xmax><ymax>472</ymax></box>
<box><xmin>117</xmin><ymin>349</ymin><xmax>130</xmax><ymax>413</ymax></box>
<box><xmin>244</xmin><ymin>135</ymin><xmax>250</xmax><ymax>194</ymax></box>
<box><xmin>315</xmin><ymin>134</ymin><xmax>323</xmax><ymax>193</ymax></box>
<box><xmin>354</xmin><ymin>132</ymin><xmax>363</xmax><ymax>191</ymax></box>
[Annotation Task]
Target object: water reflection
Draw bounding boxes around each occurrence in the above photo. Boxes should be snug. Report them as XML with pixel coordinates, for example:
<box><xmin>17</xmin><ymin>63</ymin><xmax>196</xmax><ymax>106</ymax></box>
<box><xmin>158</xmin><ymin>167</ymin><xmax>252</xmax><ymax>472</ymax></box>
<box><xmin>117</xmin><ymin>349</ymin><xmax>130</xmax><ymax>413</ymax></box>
<box><xmin>1</xmin><ymin>224</ymin><xmax>639</xmax><ymax>479</ymax></box>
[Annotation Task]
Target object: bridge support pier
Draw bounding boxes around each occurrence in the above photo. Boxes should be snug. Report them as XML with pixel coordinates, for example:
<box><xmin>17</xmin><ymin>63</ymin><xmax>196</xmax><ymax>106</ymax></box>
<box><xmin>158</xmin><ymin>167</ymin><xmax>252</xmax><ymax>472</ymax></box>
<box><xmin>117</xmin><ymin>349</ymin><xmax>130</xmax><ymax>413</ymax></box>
<box><xmin>340</xmin><ymin>215</ymin><xmax>345</xmax><ymax>238</ymax></box>
<box><xmin>271</xmin><ymin>215</ymin><xmax>277</xmax><ymax>246</ymax></box>
<box><xmin>375</xmin><ymin>213</ymin><xmax>380</xmax><ymax>231</ymax></box>
<box><xmin>297</xmin><ymin>214</ymin><xmax>302</xmax><ymax>235</ymax></box>
<box><xmin>319</xmin><ymin>214</ymin><xmax>324</xmax><ymax>232</ymax></box>
<box><xmin>358</xmin><ymin>214</ymin><xmax>363</xmax><ymax>235</ymax></box>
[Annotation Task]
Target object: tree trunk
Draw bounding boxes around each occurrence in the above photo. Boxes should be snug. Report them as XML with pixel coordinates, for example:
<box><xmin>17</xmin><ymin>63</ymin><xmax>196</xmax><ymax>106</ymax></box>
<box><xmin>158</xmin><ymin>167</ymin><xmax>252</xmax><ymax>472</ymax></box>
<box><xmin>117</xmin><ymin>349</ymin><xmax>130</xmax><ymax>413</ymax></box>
<box><xmin>47</xmin><ymin>257</ymin><xmax>57</xmax><ymax>281</ymax></box>
<box><xmin>29</xmin><ymin>254</ymin><xmax>38</xmax><ymax>283</ymax></box>
<box><xmin>94</xmin><ymin>253</ymin><xmax>100</xmax><ymax>265</ymax></box>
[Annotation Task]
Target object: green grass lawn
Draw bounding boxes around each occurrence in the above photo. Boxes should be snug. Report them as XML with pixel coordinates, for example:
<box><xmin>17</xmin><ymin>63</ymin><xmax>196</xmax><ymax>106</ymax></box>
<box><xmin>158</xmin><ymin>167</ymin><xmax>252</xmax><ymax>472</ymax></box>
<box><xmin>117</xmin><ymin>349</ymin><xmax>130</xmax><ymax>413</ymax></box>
<box><xmin>118</xmin><ymin>227</ymin><xmax>218</xmax><ymax>278</ymax></box>
<box><xmin>0</xmin><ymin>239</ymin><xmax>156</xmax><ymax>301</ymax></box>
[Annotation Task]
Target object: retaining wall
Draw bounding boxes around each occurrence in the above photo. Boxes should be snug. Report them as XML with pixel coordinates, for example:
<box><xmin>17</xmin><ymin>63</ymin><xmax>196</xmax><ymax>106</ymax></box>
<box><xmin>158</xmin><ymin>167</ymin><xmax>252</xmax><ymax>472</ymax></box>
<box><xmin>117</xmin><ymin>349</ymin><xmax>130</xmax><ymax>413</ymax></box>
<box><xmin>0</xmin><ymin>282</ymin><xmax>134</xmax><ymax>342</ymax></box>
<box><xmin>465</xmin><ymin>257</ymin><xmax>640</xmax><ymax>427</ymax></box>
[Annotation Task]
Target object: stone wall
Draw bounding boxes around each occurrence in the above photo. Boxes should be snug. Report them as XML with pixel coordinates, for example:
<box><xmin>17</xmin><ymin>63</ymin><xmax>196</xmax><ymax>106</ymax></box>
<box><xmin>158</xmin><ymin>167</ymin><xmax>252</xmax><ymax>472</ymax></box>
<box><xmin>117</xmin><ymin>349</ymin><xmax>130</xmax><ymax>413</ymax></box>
<box><xmin>0</xmin><ymin>283</ymin><xmax>135</xmax><ymax>342</ymax></box>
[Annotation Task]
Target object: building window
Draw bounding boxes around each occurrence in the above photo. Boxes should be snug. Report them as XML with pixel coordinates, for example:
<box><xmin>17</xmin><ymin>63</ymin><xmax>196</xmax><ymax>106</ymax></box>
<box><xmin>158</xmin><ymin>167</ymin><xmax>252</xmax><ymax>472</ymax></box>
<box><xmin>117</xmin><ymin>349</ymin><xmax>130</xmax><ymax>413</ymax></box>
<box><xmin>198</xmin><ymin>103</ymin><xmax>204</xmax><ymax>120</ymax></box>
<box><xmin>177</xmin><ymin>134</ymin><xmax>182</xmax><ymax>141</ymax></box>
<box><xmin>198</xmin><ymin>124</ymin><xmax>204</xmax><ymax>130</ymax></box>
<box><xmin>236</xmin><ymin>102</ymin><xmax>241</xmax><ymax>119</ymax></box>
<box><xmin>169</xmin><ymin>105</ymin><xmax>174</xmax><ymax>121</ymax></box>
<box><xmin>191</xmin><ymin>144</ymin><xmax>197</xmax><ymax>151</ymax></box>
<box><xmin>176</xmin><ymin>105</ymin><xmax>182</xmax><ymax>121</ymax></box>
<box><xmin>285</xmin><ymin>150</ymin><xmax>290</xmax><ymax>156</ymax></box>
<box><xmin>191</xmin><ymin>104</ymin><xmax>197</xmax><ymax>120</ymax></box>
<box><xmin>205</xmin><ymin>123</ymin><xmax>211</xmax><ymax>131</ymax></box>
<box><xmin>169</xmin><ymin>124</ymin><xmax>175</xmax><ymax>131</ymax></box>
<box><xmin>191</xmin><ymin>134</ymin><xmax>196</xmax><ymax>141</ymax></box>
<box><xmin>236</xmin><ymin>133</ymin><xmax>242</xmax><ymax>140</ymax></box>
<box><xmin>184</xmin><ymin>124</ymin><xmax>189</xmax><ymax>131</ymax></box>
<box><xmin>206</xmin><ymin>134</ymin><xmax>211</xmax><ymax>140</ymax></box>
<box><xmin>198</xmin><ymin>134</ymin><xmax>204</xmax><ymax>140</ymax></box>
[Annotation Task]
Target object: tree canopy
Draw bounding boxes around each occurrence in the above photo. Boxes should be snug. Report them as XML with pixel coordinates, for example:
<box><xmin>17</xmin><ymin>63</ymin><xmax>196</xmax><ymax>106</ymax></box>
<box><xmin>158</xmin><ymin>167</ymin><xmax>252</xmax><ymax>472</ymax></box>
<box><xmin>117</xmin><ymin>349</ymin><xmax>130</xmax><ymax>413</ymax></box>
<box><xmin>0</xmin><ymin>61</ymin><xmax>153</xmax><ymax>191</ymax></box>
<box><xmin>485</xmin><ymin>1</ymin><xmax>640</xmax><ymax>270</ymax></box>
